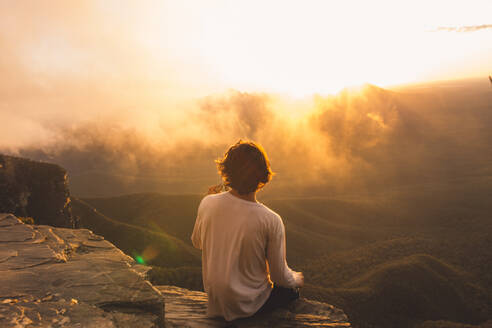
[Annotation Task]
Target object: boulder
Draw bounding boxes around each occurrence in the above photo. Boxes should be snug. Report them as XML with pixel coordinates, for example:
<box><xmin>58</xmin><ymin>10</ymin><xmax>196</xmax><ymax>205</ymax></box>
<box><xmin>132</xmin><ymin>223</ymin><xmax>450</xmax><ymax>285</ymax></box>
<box><xmin>0</xmin><ymin>213</ymin><xmax>164</xmax><ymax>327</ymax></box>
<box><xmin>0</xmin><ymin>154</ymin><xmax>76</xmax><ymax>228</ymax></box>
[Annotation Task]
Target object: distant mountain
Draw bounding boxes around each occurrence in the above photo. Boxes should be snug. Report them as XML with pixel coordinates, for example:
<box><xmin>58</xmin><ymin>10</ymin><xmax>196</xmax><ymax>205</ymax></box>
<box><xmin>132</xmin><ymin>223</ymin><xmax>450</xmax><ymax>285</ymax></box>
<box><xmin>304</xmin><ymin>254</ymin><xmax>490</xmax><ymax>328</ymax></box>
<box><xmin>0</xmin><ymin>154</ymin><xmax>75</xmax><ymax>227</ymax></box>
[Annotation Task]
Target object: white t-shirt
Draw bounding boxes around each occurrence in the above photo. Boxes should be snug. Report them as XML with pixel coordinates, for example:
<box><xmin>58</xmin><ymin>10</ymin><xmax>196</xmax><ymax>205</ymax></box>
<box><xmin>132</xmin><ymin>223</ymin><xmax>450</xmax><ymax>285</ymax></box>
<box><xmin>191</xmin><ymin>191</ymin><xmax>302</xmax><ymax>321</ymax></box>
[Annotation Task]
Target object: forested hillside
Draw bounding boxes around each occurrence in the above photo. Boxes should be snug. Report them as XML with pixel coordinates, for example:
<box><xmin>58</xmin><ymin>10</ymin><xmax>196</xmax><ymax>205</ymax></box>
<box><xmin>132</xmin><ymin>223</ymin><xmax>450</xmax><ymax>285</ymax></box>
<box><xmin>76</xmin><ymin>182</ymin><xmax>492</xmax><ymax>328</ymax></box>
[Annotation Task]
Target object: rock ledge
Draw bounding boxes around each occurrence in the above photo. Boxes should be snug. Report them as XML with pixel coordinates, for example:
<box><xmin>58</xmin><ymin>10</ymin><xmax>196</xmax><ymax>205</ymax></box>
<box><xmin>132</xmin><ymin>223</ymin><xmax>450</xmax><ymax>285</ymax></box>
<box><xmin>0</xmin><ymin>213</ymin><xmax>351</xmax><ymax>327</ymax></box>
<box><xmin>0</xmin><ymin>213</ymin><xmax>164</xmax><ymax>327</ymax></box>
<box><xmin>159</xmin><ymin>285</ymin><xmax>350</xmax><ymax>327</ymax></box>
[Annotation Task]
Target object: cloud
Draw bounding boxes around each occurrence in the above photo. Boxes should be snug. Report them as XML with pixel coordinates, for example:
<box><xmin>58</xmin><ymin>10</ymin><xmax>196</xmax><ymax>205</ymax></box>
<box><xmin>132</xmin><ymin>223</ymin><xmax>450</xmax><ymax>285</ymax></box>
<box><xmin>3</xmin><ymin>76</ymin><xmax>492</xmax><ymax>198</ymax></box>
<box><xmin>435</xmin><ymin>24</ymin><xmax>492</xmax><ymax>32</ymax></box>
<box><xmin>0</xmin><ymin>1</ymin><xmax>210</xmax><ymax>150</ymax></box>
<box><xmin>311</xmin><ymin>85</ymin><xmax>400</xmax><ymax>159</ymax></box>
<box><xmin>196</xmin><ymin>91</ymin><xmax>272</xmax><ymax>141</ymax></box>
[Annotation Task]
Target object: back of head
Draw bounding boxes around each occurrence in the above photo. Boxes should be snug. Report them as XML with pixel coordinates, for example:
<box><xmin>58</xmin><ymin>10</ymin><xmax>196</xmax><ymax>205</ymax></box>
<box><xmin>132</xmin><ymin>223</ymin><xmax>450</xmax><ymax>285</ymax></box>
<box><xmin>216</xmin><ymin>140</ymin><xmax>273</xmax><ymax>195</ymax></box>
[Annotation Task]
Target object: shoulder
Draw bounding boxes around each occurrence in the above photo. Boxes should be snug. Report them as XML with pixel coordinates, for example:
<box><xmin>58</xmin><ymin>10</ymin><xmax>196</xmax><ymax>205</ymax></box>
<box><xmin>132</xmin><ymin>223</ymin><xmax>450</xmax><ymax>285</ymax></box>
<box><xmin>197</xmin><ymin>192</ymin><xmax>227</xmax><ymax>212</ymax></box>
<box><xmin>258</xmin><ymin>203</ymin><xmax>283</xmax><ymax>226</ymax></box>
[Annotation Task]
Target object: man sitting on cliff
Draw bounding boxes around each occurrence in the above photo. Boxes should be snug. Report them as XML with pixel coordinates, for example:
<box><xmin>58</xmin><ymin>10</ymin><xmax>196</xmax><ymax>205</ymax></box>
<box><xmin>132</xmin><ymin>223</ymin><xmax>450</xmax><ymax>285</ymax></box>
<box><xmin>191</xmin><ymin>140</ymin><xmax>304</xmax><ymax>322</ymax></box>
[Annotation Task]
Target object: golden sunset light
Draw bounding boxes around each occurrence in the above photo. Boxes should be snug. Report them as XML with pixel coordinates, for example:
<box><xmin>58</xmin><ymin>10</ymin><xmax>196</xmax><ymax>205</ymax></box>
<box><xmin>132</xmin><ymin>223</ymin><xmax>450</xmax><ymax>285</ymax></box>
<box><xmin>0</xmin><ymin>0</ymin><xmax>489</xmax><ymax>151</ymax></box>
<box><xmin>2</xmin><ymin>2</ymin><xmax>492</xmax><ymax>327</ymax></box>
<box><xmin>1</xmin><ymin>0</ymin><xmax>491</xmax><ymax>101</ymax></box>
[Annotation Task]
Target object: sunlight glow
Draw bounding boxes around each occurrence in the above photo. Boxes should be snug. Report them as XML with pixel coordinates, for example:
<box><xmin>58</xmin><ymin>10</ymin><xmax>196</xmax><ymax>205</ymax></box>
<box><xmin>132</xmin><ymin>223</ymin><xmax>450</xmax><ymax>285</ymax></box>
<box><xmin>135</xmin><ymin>0</ymin><xmax>492</xmax><ymax>96</ymax></box>
<box><xmin>1</xmin><ymin>0</ymin><xmax>491</xmax><ymax>100</ymax></box>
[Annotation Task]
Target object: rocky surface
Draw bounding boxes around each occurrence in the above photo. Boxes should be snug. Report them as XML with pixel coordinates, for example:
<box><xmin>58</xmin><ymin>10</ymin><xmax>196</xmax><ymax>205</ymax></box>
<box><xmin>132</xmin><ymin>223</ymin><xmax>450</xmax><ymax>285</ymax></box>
<box><xmin>0</xmin><ymin>213</ymin><xmax>351</xmax><ymax>327</ymax></box>
<box><xmin>0</xmin><ymin>154</ymin><xmax>75</xmax><ymax>228</ymax></box>
<box><xmin>0</xmin><ymin>213</ymin><xmax>164</xmax><ymax>327</ymax></box>
<box><xmin>159</xmin><ymin>285</ymin><xmax>351</xmax><ymax>327</ymax></box>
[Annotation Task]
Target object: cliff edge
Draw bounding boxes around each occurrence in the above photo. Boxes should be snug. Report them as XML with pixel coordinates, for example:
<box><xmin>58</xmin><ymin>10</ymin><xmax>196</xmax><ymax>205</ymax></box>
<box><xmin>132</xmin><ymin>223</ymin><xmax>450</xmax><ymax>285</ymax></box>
<box><xmin>159</xmin><ymin>285</ymin><xmax>350</xmax><ymax>327</ymax></box>
<box><xmin>0</xmin><ymin>213</ymin><xmax>351</xmax><ymax>327</ymax></box>
<box><xmin>0</xmin><ymin>154</ymin><xmax>75</xmax><ymax>228</ymax></box>
<box><xmin>0</xmin><ymin>213</ymin><xmax>164</xmax><ymax>327</ymax></box>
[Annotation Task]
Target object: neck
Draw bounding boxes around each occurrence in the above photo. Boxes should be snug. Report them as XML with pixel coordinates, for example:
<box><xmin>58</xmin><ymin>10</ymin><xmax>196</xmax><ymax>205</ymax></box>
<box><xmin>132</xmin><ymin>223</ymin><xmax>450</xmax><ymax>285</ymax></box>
<box><xmin>230</xmin><ymin>189</ymin><xmax>257</xmax><ymax>203</ymax></box>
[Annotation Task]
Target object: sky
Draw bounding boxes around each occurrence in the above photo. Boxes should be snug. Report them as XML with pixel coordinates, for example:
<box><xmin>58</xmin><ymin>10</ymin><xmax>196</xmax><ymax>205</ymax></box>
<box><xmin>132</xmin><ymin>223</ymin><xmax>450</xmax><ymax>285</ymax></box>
<box><xmin>0</xmin><ymin>0</ymin><xmax>491</xmax><ymax>148</ymax></box>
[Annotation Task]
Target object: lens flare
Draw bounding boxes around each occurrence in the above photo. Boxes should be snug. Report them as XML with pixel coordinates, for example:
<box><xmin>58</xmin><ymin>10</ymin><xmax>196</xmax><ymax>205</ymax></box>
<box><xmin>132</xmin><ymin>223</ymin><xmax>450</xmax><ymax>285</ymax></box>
<box><xmin>134</xmin><ymin>255</ymin><xmax>146</xmax><ymax>265</ymax></box>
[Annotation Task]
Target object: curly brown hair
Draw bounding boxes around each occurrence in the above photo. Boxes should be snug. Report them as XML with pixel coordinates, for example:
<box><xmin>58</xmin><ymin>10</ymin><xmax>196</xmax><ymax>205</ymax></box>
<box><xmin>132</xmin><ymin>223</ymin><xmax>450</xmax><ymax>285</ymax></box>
<box><xmin>215</xmin><ymin>140</ymin><xmax>273</xmax><ymax>195</ymax></box>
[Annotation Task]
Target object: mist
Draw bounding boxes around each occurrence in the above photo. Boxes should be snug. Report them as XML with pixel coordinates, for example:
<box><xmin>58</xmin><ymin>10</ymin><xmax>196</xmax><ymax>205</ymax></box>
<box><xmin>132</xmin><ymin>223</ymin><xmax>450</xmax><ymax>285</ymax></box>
<box><xmin>1</xmin><ymin>1</ymin><xmax>491</xmax><ymax>197</ymax></box>
<box><xmin>3</xmin><ymin>79</ymin><xmax>491</xmax><ymax>198</ymax></box>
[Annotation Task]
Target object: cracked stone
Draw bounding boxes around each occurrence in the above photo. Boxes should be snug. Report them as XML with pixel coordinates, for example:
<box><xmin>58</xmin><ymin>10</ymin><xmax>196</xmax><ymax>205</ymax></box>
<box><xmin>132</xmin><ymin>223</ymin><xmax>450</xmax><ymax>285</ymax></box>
<box><xmin>0</xmin><ymin>214</ymin><xmax>164</xmax><ymax>327</ymax></box>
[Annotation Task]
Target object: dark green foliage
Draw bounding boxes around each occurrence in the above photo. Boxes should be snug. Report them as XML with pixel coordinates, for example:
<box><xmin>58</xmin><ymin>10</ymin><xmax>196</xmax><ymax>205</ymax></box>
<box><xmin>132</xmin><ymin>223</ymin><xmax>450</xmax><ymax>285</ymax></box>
<box><xmin>337</xmin><ymin>254</ymin><xmax>489</xmax><ymax>328</ymax></box>
<box><xmin>416</xmin><ymin>319</ymin><xmax>492</xmax><ymax>328</ymax></box>
<box><xmin>72</xmin><ymin>198</ymin><xmax>201</xmax><ymax>268</ymax></box>
<box><xmin>83</xmin><ymin>193</ymin><xmax>202</xmax><ymax>243</ymax></box>
<box><xmin>148</xmin><ymin>266</ymin><xmax>203</xmax><ymax>291</ymax></box>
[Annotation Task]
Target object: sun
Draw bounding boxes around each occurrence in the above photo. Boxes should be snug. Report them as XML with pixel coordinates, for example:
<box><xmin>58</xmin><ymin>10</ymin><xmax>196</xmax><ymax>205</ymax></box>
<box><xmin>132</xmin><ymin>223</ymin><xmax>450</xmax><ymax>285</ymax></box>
<box><xmin>143</xmin><ymin>0</ymin><xmax>488</xmax><ymax>97</ymax></box>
